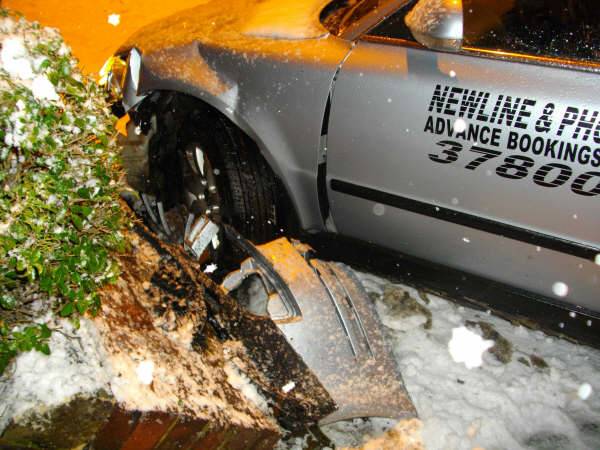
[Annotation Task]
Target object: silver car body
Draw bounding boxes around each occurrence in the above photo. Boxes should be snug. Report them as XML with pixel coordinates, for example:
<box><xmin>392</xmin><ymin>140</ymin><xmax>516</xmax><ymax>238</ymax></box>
<box><xmin>118</xmin><ymin>0</ymin><xmax>600</xmax><ymax>314</ymax></box>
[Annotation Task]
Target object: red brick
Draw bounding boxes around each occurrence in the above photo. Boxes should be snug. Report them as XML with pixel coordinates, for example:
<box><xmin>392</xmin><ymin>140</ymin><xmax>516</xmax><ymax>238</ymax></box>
<box><xmin>154</xmin><ymin>417</ymin><xmax>210</xmax><ymax>450</ymax></box>
<box><xmin>121</xmin><ymin>411</ymin><xmax>177</xmax><ymax>450</ymax></box>
<box><xmin>189</xmin><ymin>425</ymin><xmax>230</xmax><ymax>450</ymax></box>
<box><xmin>93</xmin><ymin>407</ymin><xmax>139</xmax><ymax>450</ymax></box>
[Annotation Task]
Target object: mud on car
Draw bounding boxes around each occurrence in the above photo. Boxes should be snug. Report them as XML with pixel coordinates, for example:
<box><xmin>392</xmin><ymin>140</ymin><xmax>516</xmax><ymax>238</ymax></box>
<box><xmin>105</xmin><ymin>0</ymin><xmax>600</xmax><ymax>341</ymax></box>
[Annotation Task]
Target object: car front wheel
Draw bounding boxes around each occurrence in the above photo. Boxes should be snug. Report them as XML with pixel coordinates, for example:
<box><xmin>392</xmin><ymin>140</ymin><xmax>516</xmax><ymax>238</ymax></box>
<box><xmin>121</xmin><ymin>95</ymin><xmax>292</xmax><ymax>254</ymax></box>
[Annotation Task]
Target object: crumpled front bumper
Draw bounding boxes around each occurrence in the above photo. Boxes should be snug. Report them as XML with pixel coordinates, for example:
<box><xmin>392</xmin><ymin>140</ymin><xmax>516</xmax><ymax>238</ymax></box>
<box><xmin>222</xmin><ymin>228</ymin><xmax>417</xmax><ymax>425</ymax></box>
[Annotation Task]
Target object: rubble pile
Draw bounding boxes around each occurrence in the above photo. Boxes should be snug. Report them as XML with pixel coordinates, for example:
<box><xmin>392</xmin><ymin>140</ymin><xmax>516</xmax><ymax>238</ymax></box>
<box><xmin>0</xmin><ymin>224</ymin><xmax>281</xmax><ymax>449</ymax></box>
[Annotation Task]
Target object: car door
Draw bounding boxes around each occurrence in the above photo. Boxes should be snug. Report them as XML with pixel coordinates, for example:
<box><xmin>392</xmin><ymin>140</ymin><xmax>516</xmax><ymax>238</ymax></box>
<box><xmin>326</xmin><ymin>0</ymin><xmax>600</xmax><ymax>311</ymax></box>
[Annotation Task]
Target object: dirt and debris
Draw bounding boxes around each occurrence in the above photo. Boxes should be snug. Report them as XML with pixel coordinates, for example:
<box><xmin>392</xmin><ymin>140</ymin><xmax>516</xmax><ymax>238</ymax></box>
<box><xmin>518</xmin><ymin>356</ymin><xmax>531</xmax><ymax>367</ymax></box>
<box><xmin>466</xmin><ymin>320</ymin><xmax>513</xmax><ymax>364</ymax></box>
<box><xmin>0</xmin><ymin>222</ymin><xmax>339</xmax><ymax>449</ymax></box>
<box><xmin>518</xmin><ymin>354</ymin><xmax>550</xmax><ymax>371</ymax></box>
<box><xmin>417</xmin><ymin>290</ymin><xmax>431</xmax><ymax>305</ymax></box>
<box><xmin>344</xmin><ymin>418</ymin><xmax>424</xmax><ymax>450</ymax></box>
<box><xmin>91</xmin><ymin>224</ymin><xmax>283</xmax><ymax>447</ymax></box>
<box><xmin>0</xmin><ymin>392</ymin><xmax>115</xmax><ymax>449</ymax></box>
<box><xmin>529</xmin><ymin>354</ymin><xmax>550</xmax><ymax>370</ymax></box>
<box><xmin>377</xmin><ymin>285</ymin><xmax>432</xmax><ymax>330</ymax></box>
<box><xmin>124</xmin><ymin>224</ymin><xmax>338</xmax><ymax>431</ymax></box>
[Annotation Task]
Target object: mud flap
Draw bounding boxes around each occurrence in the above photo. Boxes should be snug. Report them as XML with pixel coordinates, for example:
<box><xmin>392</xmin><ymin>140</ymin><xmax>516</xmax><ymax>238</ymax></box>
<box><xmin>222</xmin><ymin>227</ymin><xmax>417</xmax><ymax>424</ymax></box>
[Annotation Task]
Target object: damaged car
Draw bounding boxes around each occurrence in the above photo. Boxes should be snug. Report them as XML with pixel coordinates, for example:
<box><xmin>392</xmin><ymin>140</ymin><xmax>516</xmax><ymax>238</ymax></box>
<box><xmin>106</xmin><ymin>0</ymin><xmax>600</xmax><ymax>344</ymax></box>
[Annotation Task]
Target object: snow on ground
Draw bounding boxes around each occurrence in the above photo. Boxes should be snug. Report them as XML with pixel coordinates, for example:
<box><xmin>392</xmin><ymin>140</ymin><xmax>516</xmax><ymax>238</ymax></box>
<box><xmin>224</xmin><ymin>360</ymin><xmax>272</xmax><ymax>415</ymax></box>
<box><xmin>331</xmin><ymin>270</ymin><xmax>600</xmax><ymax>450</ymax></box>
<box><xmin>0</xmin><ymin>318</ymin><xmax>112</xmax><ymax>433</ymax></box>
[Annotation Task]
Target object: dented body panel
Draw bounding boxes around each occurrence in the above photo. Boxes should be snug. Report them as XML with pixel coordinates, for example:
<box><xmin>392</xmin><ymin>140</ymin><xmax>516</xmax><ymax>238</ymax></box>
<box><xmin>221</xmin><ymin>234</ymin><xmax>417</xmax><ymax>424</ymax></box>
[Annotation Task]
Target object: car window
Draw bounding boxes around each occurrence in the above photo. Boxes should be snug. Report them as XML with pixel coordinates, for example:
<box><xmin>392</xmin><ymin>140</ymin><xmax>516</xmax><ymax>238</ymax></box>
<box><xmin>463</xmin><ymin>0</ymin><xmax>600</xmax><ymax>63</ymax></box>
<box><xmin>321</xmin><ymin>0</ymin><xmax>391</xmax><ymax>37</ymax></box>
<box><xmin>365</xmin><ymin>0</ymin><xmax>416</xmax><ymax>41</ymax></box>
<box><xmin>365</xmin><ymin>0</ymin><xmax>600</xmax><ymax>64</ymax></box>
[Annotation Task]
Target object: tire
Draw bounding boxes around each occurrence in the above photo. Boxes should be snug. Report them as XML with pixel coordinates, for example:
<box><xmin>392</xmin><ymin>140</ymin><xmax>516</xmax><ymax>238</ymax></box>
<box><xmin>212</xmin><ymin>118</ymin><xmax>280</xmax><ymax>243</ymax></box>
<box><xmin>127</xmin><ymin>94</ymin><xmax>293</xmax><ymax>246</ymax></box>
<box><xmin>176</xmin><ymin>103</ymin><xmax>292</xmax><ymax>245</ymax></box>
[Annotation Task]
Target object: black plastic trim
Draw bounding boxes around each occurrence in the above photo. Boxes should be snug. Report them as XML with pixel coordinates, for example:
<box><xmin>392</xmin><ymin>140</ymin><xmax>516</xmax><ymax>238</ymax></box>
<box><xmin>317</xmin><ymin>162</ymin><xmax>330</xmax><ymax>222</ymax></box>
<box><xmin>330</xmin><ymin>178</ymin><xmax>599</xmax><ymax>262</ymax></box>
<box><xmin>320</xmin><ymin>95</ymin><xmax>332</xmax><ymax>137</ymax></box>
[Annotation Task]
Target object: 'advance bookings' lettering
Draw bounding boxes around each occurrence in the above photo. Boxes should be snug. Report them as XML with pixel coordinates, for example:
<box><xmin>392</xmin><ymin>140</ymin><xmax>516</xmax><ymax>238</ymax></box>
<box><xmin>424</xmin><ymin>84</ymin><xmax>600</xmax><ymax>168</ymax></box>
<box><xmin>423</xmin><ymin>84</ymin><xmax>600</xmax><ymax>197</ymax></box>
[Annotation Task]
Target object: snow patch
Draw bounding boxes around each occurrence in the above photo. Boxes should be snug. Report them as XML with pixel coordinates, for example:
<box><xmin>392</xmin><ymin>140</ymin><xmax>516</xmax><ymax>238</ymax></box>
<box><xmin>0</xmin><ymin>318</ymin><xmax>112</xmax><ymax>433</ymax></box>
<box><xmin>351</xmin><ymin>271</ymin><xmax>600</xmax><ymax>450</ymax></box>
<box><xmin>1</xmin><ymin>30</ymin><xmax>63</xmax><ymax>107</ymax></box>
<box><xmin>224</xmin><ymin>361</ymin><xmax>270</xmax><ymax>414</ymax></box>
<box><xmin>31</xmin><ymin>75</ymin><xmax>59</xmax><ymax>101</ymax></box>
<box><xmin>135</xmin><ymin>360</ymin><xmax>154</xmax><ymax>385</ymax></box>
<box><xmin>1</xmin><ymin>37</ymin><xmax>34</xmax><ymax>80</ymax></box>
<box><xmin>107</xmin><ymin>14</ymin><xmax>121</xmax><ymax>27</ymax></box>
<box><xmin>448</xmin><ymin>326</ymin><xmax>494</xmax><ymax>369</ymax></box>
<box><xmin>242</xmin><ymin>0</ymin><xmax>329</xmax><ymax>40</ymax></box>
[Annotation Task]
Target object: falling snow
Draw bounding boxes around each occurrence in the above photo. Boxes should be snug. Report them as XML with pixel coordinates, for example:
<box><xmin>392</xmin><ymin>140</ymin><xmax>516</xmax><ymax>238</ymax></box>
<box><xmin>453</xmin><ymin>118</ymin><xmax>467</xmax><ymax>133</ymax></box>
<box><xmin>107</xmin><ymin>14</ymin><xmax>121</xmax><ymax>27</ymax></box>
<box><xmin>552</xmin><ymin>281</ymin><xmax>569</xmax><ymax>297</ymax></box>
<box><xmin>579</xmin><ymin>383</ymin><xmax>593</xmax><ymax>400</ymax></box>
<box><xmin>372</xmin><ymin>203</ymin><xmax>385</xmax><ymax>216</ymax></box>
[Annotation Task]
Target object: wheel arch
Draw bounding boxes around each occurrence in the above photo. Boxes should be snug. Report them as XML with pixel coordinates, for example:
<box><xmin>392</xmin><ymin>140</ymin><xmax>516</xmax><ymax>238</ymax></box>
<box><xmin>128</xmin><ymin>88</ymin><xmax>301</xmax><ymax>235</ymax></box>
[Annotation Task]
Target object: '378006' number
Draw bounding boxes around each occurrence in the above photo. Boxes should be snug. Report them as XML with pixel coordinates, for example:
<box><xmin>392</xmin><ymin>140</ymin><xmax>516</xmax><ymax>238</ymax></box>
<box><xmin>429</xmin><ymin>140</ymin><xmax>600</xmax><ymax>197</ymax></box>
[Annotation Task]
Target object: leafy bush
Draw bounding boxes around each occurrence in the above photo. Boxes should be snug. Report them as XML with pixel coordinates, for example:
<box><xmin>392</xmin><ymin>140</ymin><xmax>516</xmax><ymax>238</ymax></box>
<box><xmin>0</xmin><ymin>11</ymin><xmax>126</xmax><ymax>374</ymax></box>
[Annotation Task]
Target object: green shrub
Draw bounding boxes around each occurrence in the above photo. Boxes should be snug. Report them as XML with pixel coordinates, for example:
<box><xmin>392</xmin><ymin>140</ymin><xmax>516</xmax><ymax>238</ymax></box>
<box><xmin>0</xmin><ymin>12</ymin><xmax>126</xmax><ymax>374</ymax></box>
